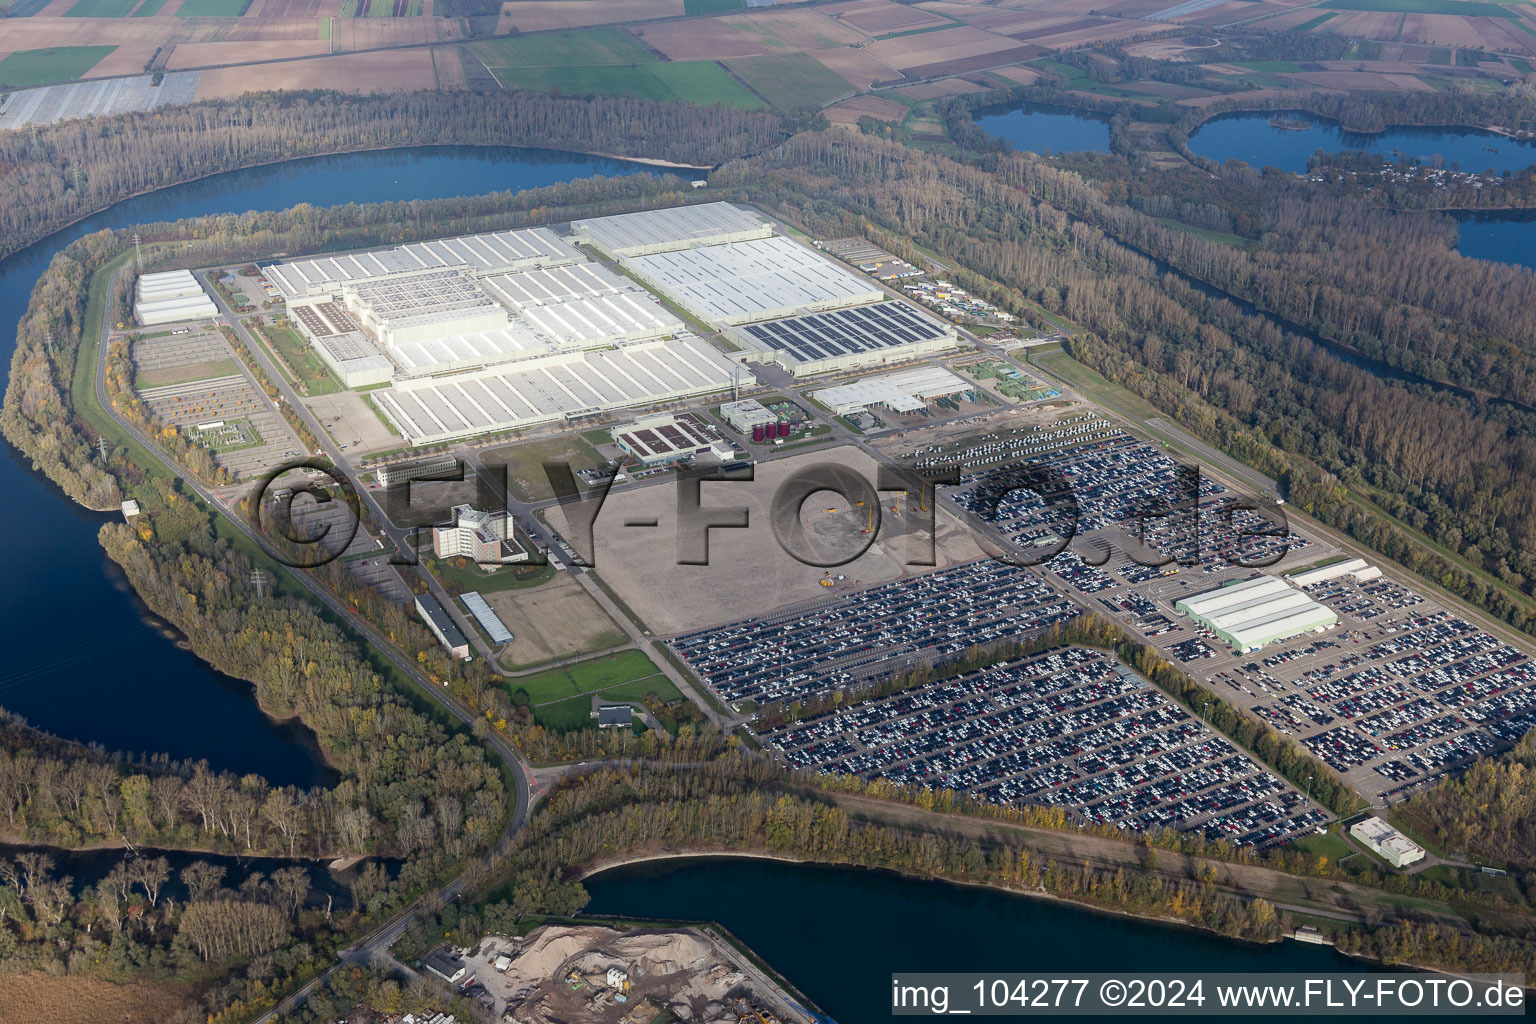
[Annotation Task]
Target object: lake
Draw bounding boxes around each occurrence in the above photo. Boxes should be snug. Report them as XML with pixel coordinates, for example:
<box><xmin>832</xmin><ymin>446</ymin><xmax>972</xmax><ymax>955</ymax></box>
<box><xmin>974</xmin><ymin>102</ymin><xmax>1113</xmax><ymax>156</ymax></box>
<box><xmin>1188</xmin><ymin>112</ymin><xmax>1536</xmax><ymax>177</ymax></box>
<box><xmin>584</xmin><ymin>857</ymin><xmax>1411</xmax><ymax>1024</ymax></box>
<box><xmin>0</xmin><ymin>145</ymin><xmax>649</xmax><ymax>786</ymax></box>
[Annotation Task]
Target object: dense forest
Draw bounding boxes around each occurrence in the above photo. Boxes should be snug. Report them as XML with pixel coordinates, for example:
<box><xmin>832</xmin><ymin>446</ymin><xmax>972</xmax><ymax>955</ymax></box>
<box><xmin>0</xmin><ymin>90</ymin><xmax>784</xmax><ymax>262</ymax></box>
<box><xmin>0</xmin><ymin>841</ymin><xmax>434</xmax><ymax>1024</ymax></box>
<box><xmin>95</xmin><ymin>479</ymin><xmax>506</xmax><ymax>863</ymax></box>
<box><xmin>1405</xmin><ymin>728</ymin><xmax>1536</xmax><ymax>870</ymax></box>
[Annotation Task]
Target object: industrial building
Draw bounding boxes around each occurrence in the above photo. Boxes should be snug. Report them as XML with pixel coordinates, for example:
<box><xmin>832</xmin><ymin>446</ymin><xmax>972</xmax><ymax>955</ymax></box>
<box><xmin>611</xmin><ymin>412</ymin><xmax>732</xmax><ymax>466</ymax></box>
<box><xmin>571</xmin><ymin>202</ymin><xmax>771</xmax><ymax>259</ymax></box>
<box><xmin>813</xmin><ymin>366</ymin><xmax>971</xmax><ymax>415</ymax></box>
<box><xmin>718</xmin><ymin>398</ymin><xmax>778</xmax><ymax>434</ymax></box>
<box><xmin>432</xmin><ymin>503</ymin><xmax>527</xmax><ymax>567</ymax></box>
<box><xmin>1174</xmin><ymin>575</ymin><xmax>1338</xmax><ymax>653</ymax></box>
<box><xmin>596</xmin><ymin>705</ymin><xmax>634</xmax><ymax>728</ymax></box>
<box><xmin>341</xmin><ymin>269</ymin><xmax>509</xmax><ymax>348</ymax></box>
<box><xmin>415</xmin><ymin>593</ymin><xmax>470</xmax><ymax>659</ymax></box>
<box><xmin>373</xmin><ymin>453</ymin><xmax>461</xmax><ymax>488</ymax></box>
<box><xmin>481</xmin><ymin>263</ymin><xmax>682</xmax><ymax>348</ymax></box>
<box><xmin>461</xmin><ymin>591</ymin><xmax>514</xmax><ymax>646</ymax></box>
<box><xmin>311</xmin><ymin>332</ymin><xmax>394</xmax><ymax>389</ymax></box>
<box><xmin>730</xmin><ymin>302</ymin><xmax>959</xmax><ymax>376</ymax></box>
<box><xmin>134</xmin><ymin>269</ymin><xmax>217</xmax><ymax>326</ymax></box>
<box><xmin>621</xmin><ymin>236</ymin><xmax>883</xmax><ymax>327</ymax></box>
<box><xmin>264</xmin><ymin>227</ymin><xmax>582</xmax><ymax>301</ymax></box>
<box><xmin>374</xmin><ymin>335</ymin><xmax>750</xmax><ymax>446</ymax></box>
<box><xmin>1349</xmin><ymin>816</ymin><xmax>1425</xmax><ymax>868</ymax></box>
<box><xmin>1288</xmin><ymin>557</ymin><xmax>1383</xmax><ymax>588</ymax></box>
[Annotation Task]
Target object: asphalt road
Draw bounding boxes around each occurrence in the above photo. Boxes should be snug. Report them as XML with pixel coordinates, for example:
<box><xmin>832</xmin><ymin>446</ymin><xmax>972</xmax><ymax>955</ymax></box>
<box><xmin>96</xmin><ymin>267</ymin><xmax>536</xmax><ymax>1024</ymax></box>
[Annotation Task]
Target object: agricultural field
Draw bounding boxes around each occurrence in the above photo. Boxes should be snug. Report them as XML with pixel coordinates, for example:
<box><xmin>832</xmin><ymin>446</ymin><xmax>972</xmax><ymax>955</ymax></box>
<box><xmin>631</xmin><ymin>8</ymin><xmax>870</xmax><ymax>60</ymax></box>
<box><xmin>63</xmin><ymin>0</ymin><xmax>137</xmax><ymax>14</ymax></box>
<box><xmin>0</xmin><ymin>45</ymin><xmax>114</xmax><ymax>87</ymax></box>
<box><xmin>471</xmin><ymin>27</ymin><xmax>661</xmax><ymax>68</ymax></box>
<box><xmin>685</xmin><ymin>0</ymin><xmax>743</xmax><ymax>12</ymax></box>
<box><xmin>496</xmin><ymin>0</ymin><xmax>684</xmax><ymax>33</ymax></box>
<box><xmin>0</xmin><ymin>972</ymin><xmax>190</xmax><ymax>1024</ymax></box>
<box><xmin>484</xmin><ymin>61</ymin><xmax>769</xmax><ymax>105</ymax></box>
<box><xmin>195</xmin><ymin>48</ymin><xmax>438</xmax><ymax>97</ymax></box>
<box><xmin>171</xmin><ymin>0</ymin><xmax>254</xmax><ymax>13</ymax></box>
<box><xmin>726</xmin><ymin>51</ymin><xmax>854</xmax><ymax>107</ymax></box>
<box><xmin>830</xmin><ymin>0</ymin><xmax>955</xmax><ymax>35</ymax></box>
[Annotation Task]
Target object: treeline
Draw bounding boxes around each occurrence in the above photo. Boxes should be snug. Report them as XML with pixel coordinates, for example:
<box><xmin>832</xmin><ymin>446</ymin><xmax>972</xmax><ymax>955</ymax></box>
<box><xmin>96</xmin><ymin>476</ymin><xmax>507</xmax><ymax>863</ymax></box>
<box><xmin>0</xmin><ymin>848</ymin><xmax>334</xmax><ymax>1024</ymax></box>
<box><xmin>422</xmin><ymin>761</ymin><xmax>1535</xmax><ymax>980</ymax></box>
<box><xmin>1403</xmin><ymin>727</ymin><xmax>1536</xmax><ymax>869</ymax></box>
<box><xmin>0</xmin><ymin>89</ymin><xmax>785</xmax><ymax>261</ymax></box>
<box><xmin>0</xmin><ymin>713</ymin><xmax>326</xmax><ymax>854</ymax></box>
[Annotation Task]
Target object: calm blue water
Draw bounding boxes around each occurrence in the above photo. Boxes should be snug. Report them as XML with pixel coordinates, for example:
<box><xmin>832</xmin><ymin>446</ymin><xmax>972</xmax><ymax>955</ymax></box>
<box><xmin>975</xmin><ymin>102</ymin><xmax>1113</xmax><ymax>156</ymax></box>
<box><xmin>1189</xmin><ymin>113</ymin><xmax>1536</xmax><ymax>176</ymax></box>
<box><xmin>585</xmin><ymin>858</ymin><xmax>1422</xmax><ymax>1024</ymax></box>
<box><xmin>1455</xmin><ymin>209</ymin><xmax>1536</xmax><ymax>270</ymax></box>
<box><xmin>0</xmin><ymin>145</ymin><xmax>647</xmax><ymax>785</ymax></box>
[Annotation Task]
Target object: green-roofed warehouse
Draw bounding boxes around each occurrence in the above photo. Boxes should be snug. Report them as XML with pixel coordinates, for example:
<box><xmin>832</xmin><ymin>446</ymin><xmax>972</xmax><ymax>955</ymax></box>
<box><xmin>1174</xmin><ymin>575</ymin><xmax>1338</xmax><ymax>653</ymax></box>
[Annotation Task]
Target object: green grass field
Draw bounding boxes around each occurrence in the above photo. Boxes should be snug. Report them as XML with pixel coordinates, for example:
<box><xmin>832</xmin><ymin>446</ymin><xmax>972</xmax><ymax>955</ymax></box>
<box><xmin>63</xmin><ymin>0</ymin><xmax>137</xmax><ymax>15</ymax></box>
<box><xmin>1236</xmin><ymin>60</ymin><xmax>1304</xmax><ymax>72</ymax></box>
<box><xmin>0</xmin><ymin>46</ymin><xmax>115</xmax><ymax>86</ymax></box>
<box><xmin>366</xmin><ymin>0</ymin><xmax>392</xmax><ymax>15</ymax></box>
<box><xmin>132</xmin><ymin>0</ymin><xmax>171</xmax><ymax>13</ymax></box>
<box><xmin>685</xmin><ymin>0</ymin><xmax>743</xmax><ymax>10</ymax></box>
<box><xmin>429</xmin><ymin>559</ymin><xmax>554</xmax><ymax>595</ymax></box>
<box><xmin>510</xmin><ymin>650</ymin><xmax>664</xmax><ymax>704</ymax></box>
<box><xmin>472</xmin><ymin>28</ymin><xmax>661</xmax><ymax>68</ymax></box>
<box><xmin>1323</xmin><ymin>0</ymin><xmax>1516</xmax><ymax>14</ymax></box>
<box><xmin>172</xmin><ymin>0</ymin><xmax>252</xmax><ymax>13</ymax></box>
<box><xmin>259</xmin><ymin>322</ymin><xmax>340</xmax><ymax>396</ymax></box>
<box><xmin>487</xmin><ymin>60</ymin><xmax>764</xmax><ymax>108</ymax></box>
<box><xmin>727</xmin><ymin>52</ymin><xmax>852</xmax><ymax>109</ymax></box>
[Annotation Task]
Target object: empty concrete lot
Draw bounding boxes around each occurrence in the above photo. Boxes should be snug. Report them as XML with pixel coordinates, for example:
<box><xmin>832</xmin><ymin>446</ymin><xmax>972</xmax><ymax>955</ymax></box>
<box><xmin>487</xmin><ymin>573</ymin><xmax>626</xmax><ymax>669</ymax></box>
<box><xmin>545</xmin><ymin>444</ymin><xmax>985</xmax><ymax>636</ymax></box>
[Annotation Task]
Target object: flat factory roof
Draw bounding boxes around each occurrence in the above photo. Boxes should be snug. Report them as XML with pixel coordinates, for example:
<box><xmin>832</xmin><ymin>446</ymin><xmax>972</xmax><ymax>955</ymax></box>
<box><xmin>265</xmin><ymin>226</ymin><xmax>581</xmax><ymax>300</ymax></box>
<box><xmin>623</xmin><ymin>236</ymin><xmax>882</xmax><ymax>326</ymax></box>
<box><xmin>814</xmin><ymin>366</ymin><xmax>970</xmax><ymax>414</ymax></box>
<box><xmin>734</xmin><ymin>302</ymin><xmax>955</xmax><ymax>367</ymax></box>
<box><xmin>388</xmin><ymin>322</ymin><xmax>553</xmax><ymax>376</ymax></box>
<box><xmin>571</xmin><ymin>201</ymin><xmax>770</xmax><ymax>256</ymax></box>
<box><xmin>1176</xmin><ymin>576</ymin><xmax>1338</xmax><ymax>651</ymax></box>
<box><xmin>375</xmin><ymin>335</ymin><xmax>749</xmax><ymax>446</ymax></box>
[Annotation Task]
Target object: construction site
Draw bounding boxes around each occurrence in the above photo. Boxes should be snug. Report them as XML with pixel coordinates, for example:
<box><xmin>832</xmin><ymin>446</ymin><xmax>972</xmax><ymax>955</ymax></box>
<box><xmin>439</xmin><ymin>924</ymin><xmax>820</xmax><ymax>1024</ymax></box>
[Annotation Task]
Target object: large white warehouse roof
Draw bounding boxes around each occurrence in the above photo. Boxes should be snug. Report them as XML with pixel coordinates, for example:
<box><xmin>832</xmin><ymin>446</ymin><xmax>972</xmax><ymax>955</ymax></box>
<box><xmin>571</xmin><ymin>202</ymin><xmax>771</xmax><ymax>258</ymax></box>
<box><xmin>623</xmin><ymin>236</ymin><xmax>883</xmax><ymax>327</ymax></box>
<box><xmin>374</xmin><ymin>334</ymin><xmax>749</xmax><ymax>446</ymax></box>
<box><xmin>1175</xmin><ymin>575</ymin><xmax>1338</xmax><ymax>653</ymax></box>
<box><xmin>264</xmin><ymin>227</ymin><xmax>581</xmax><ymax>300</ymax></box>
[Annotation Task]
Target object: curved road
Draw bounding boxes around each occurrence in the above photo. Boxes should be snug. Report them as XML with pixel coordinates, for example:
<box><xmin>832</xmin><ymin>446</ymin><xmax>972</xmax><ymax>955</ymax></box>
<box><xmin>92</xmin><ymin>270</ymin><xmax>535</xmax><ymax>1023</ymax></box>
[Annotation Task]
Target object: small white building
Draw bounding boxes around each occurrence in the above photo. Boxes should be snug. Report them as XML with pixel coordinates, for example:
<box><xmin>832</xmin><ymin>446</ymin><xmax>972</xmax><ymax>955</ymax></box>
<box><xmin>719</xmin><ymin>398</ymin><xmax>777</xmax><ymax>434</ymax></box>
<box><xmin>1349</xmin><ymin>816</ymin><xmax>1425</xmax><ymax>868</ymax></box>
<box><xmin>606</xmin><ymin>967</ymin><xmax>630</xmax><ymax>988</ymax></box>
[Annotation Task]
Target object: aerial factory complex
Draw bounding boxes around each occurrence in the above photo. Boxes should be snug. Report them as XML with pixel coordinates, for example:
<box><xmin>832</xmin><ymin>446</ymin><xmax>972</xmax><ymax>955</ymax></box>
<box><xmin>117</xmin><ymin>198</ymin><xmax>1536</xmax><ymax>889</ymax></box>
<box><xmin>251</xmin><ymin>203</ymin><xmax>960</xmax><ymax>447</ymax></box>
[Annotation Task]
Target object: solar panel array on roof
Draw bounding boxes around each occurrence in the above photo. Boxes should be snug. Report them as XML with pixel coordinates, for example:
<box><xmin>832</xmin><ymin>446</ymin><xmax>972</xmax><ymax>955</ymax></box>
<box><xmin>736</xmin><ymin>303</ymin><xmax>954</xmax><ymax>368</ymax></box>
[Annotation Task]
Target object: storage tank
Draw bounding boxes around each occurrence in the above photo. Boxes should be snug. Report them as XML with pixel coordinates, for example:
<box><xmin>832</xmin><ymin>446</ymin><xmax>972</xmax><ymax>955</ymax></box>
<box><xmin>752</xmin><ymin>424</ymin><xmax>765</xmax><ymax>442</ymax></box>
<box><xmin>777</xmin><ymin>421</ymin><xmax>791</xmax><ymax>437</ymax></box>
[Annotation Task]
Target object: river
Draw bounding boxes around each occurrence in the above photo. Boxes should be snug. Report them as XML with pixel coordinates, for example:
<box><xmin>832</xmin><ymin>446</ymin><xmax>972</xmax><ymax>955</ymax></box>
<box><xmin>0</xmin><ymin>144</ymin><xmax>649</xmax><ymax>786</ymax></box>
<box><xmin>584</xmin><ymin>857</ymin><xmax>1420</xmax><ymax>1024</ymax></box>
